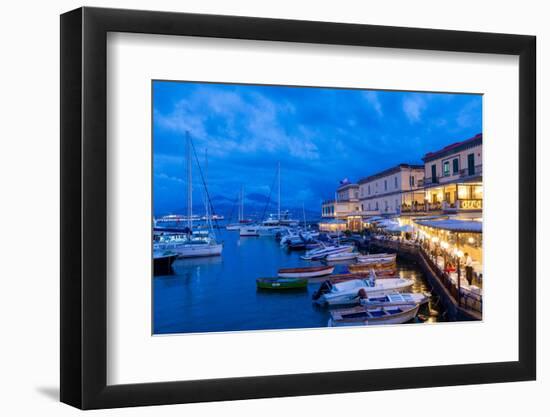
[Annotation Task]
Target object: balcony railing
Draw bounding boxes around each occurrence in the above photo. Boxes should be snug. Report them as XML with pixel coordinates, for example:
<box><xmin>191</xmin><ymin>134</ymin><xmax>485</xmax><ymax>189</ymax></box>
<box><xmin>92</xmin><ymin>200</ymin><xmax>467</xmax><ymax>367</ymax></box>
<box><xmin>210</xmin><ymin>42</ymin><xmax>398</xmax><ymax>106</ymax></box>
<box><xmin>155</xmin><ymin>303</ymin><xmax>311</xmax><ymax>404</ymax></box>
<box><xmin>401</xmin><ymin>203</ymin><xmax>428</xmax><ymax>213</ymax></box>
<box><xmin>459</xmin><ymin>165</ymin><xmax>483</xmax><ymax>178</ymax></box>
<box><xmin>424</xmin><ymin>164</ymin><xmax>483</xmax><ymax>186</ymax></box>
<box><xmin>423</xmin><ymin>199</ymin><xmax>483</xmax><ymax>212</ymax></box>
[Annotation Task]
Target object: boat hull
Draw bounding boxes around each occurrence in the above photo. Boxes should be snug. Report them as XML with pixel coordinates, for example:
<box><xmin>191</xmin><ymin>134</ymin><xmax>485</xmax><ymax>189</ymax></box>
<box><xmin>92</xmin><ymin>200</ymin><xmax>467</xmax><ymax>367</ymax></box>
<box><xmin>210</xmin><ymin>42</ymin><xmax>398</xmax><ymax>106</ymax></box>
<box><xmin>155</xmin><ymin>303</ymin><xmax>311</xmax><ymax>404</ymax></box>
<box><xmin>357</xmin><ymin>254</ymin><xmax>396</xmax><ymax>264</ymax></box>
<box><xmin>278</xmin><ymin>266</ymin><xmax>335</xmax><ymax>278</ymax></box>
<box><xmin>301</xmin><ymin>245</ymin><xmax>354</xmax><ymax>260</ymax></box>
<box><xmin>348</xmin><ymin>261</ymin><xmax>396</xmax><ymax>272</ymax></box>
<box><xmin>153</xmin><ymin>253</ymin><xmax>178</xmax><ymax>275</ymax></box>
<box><xmin>316</xmin><ymin>279</ymin><xmax>414</xmax><ymax>306</ymax></box>
<box><xmin>361</xmin><ymin>293</ymin><xmax>429</xmax><ymax>308</ymax></box>
<box><xmin>328</xmin><ymin>304</ymin><xmax>420</xmax><ymax>327</ymax></box>
<box><xmin>326</xmin><ymin>252</ymin><xmax>358</xmax><ymax>261</ymax></box>
<box><xmin>240</xmin><ymin>228</ymin><xmax>259</xmax><ymax>237</ymax></box>
<box><xmin>159</xmin><ymin>243</ymin><xmax>223</xmax><ymax>258</ymax></box>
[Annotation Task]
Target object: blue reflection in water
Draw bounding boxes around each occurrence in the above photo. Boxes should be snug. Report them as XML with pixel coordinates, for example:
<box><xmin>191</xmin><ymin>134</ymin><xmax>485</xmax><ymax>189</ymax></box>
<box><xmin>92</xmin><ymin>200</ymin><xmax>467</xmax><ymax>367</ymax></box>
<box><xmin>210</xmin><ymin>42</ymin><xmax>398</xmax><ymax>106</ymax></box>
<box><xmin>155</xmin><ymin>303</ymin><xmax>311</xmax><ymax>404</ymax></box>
<box><xmin>153</xmin><ymin>231</ymin><xmax>439</xmax><ymax>334</ymax></box>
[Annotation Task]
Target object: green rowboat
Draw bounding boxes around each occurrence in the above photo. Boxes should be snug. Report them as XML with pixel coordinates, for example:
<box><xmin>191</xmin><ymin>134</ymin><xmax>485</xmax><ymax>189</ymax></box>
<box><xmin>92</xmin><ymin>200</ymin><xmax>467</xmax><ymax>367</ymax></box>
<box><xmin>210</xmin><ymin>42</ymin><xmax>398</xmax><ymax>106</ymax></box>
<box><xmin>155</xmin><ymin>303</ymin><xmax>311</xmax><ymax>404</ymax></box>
<box><xmin>256</xmin><ymin>277</ymin><xmax>308</xmax><ymax>290</ymax></box>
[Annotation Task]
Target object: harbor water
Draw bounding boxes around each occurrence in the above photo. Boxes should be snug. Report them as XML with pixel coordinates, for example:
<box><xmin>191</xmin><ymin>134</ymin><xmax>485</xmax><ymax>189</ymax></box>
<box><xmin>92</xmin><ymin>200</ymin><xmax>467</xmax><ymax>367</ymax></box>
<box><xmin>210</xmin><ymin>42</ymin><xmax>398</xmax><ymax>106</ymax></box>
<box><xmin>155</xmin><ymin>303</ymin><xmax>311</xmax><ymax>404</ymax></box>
<box><xmin>153</xmin><ymin>230</ymin><xmax>444</xmax><ymax>335</ymax></box>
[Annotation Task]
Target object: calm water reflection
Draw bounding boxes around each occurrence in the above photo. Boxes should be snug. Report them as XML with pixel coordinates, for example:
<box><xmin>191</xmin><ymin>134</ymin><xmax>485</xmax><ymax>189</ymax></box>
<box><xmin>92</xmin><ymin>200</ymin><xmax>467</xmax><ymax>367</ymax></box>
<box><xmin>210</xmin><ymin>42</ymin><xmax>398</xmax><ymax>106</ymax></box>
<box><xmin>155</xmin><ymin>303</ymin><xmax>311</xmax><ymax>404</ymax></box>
<box><xmin>153</xmin><ymin>231</ymin><xmax>443</xmax><ymax>334</ymax></box>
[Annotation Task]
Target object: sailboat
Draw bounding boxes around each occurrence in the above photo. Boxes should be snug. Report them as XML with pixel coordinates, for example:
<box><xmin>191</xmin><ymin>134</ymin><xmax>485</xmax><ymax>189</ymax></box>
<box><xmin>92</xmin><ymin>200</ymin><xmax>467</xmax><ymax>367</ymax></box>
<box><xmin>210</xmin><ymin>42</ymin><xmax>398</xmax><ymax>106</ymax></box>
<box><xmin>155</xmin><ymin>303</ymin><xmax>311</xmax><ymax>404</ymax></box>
<box><xmin>226</xmin><ymin>186</ymin><xmax>253</xmax><ymax>230</ymax></box>
<box><xmin>243</xmin><ymin>162</ymin><xmax>298</xmax><ymax>237</ymax></box>
<box><xmin>153</xmin><ymin>132</ymin><xmax>223</xmax><ymax>258</ymax></box>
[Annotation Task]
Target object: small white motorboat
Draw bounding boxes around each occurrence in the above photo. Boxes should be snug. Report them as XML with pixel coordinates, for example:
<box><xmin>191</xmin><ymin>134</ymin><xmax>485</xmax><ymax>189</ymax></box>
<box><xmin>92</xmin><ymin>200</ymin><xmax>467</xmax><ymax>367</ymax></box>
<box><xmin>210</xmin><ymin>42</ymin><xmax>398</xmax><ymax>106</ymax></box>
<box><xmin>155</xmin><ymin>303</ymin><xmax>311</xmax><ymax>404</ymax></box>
<box><xmin>277</xmin><ymin>265</ymin><xmax>335</xmax><ymax>279</ymax></box>
<box><xmin>313</xmin><ymin>275</ymin><xmax>414</xmax><ymax>306</ymax></box>
<box><xmin>359</xmin><ymin>292</ymin><xmax>430</xmax><ymax>308</ymax></box>
<box><xmin>328</xmin><ymin>303</ymin><xmax>420</xmax><ymax>327</ymax></box>
<box><xmin>325</xmin><ymin>251</ymin><xmax>358</xmax><ymax>262</ymax></box>
<box><xmin>301</xmin><ymin>243</ymin><xmax>354</xmax><ymax>260</ymax></box>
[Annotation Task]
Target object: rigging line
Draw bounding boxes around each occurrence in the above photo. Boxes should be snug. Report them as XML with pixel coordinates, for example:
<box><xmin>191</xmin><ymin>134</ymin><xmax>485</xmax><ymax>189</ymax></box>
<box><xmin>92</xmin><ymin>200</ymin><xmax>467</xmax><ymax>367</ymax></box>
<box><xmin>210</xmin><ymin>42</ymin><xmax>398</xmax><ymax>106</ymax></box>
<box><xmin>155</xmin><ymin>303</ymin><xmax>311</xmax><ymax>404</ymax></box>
<box><xmin>260</xmin><ymin>167</ymin><xmax>278</xmax><ymax>222</ymax></box>
<box><xmin>188</xmin><ymin>136</ymin><xmax>221</xmax><ymax>239</ymax></box>
<box><xmin>226</xmin><ymin>193</ymin><xmax>240</xmax><ymax>224</ymax></box>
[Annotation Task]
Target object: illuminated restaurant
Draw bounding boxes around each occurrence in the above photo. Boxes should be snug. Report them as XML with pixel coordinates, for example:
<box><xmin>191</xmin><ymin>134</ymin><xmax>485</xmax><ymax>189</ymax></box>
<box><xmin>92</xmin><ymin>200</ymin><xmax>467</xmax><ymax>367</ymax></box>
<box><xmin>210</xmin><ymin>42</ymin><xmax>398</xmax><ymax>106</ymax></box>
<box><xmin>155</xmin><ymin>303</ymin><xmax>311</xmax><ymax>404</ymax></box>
<box><xmin>422</xmin><ymin>133</ymin><xmax>483</xmax><ymax>216</ymax></box>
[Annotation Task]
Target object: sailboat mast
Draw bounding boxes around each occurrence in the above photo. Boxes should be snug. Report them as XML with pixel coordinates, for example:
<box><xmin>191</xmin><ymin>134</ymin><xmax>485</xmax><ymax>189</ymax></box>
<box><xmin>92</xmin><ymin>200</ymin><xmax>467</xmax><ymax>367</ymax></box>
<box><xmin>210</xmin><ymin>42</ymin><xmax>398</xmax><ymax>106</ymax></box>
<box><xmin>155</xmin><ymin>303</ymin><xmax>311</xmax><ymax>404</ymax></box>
<box><xmin>204</xmin><ymin>149</ymin><xmax>209</xmax><ymax>221</ymax></box>
<box><xmin>186</xmin><ymin>132</ymin><xmax>192</xmax><ymax>231</ymax></box>
<box><xmin>240</xmin><ymin>185</ymin><xmax>244</xmax><ymax>222</ymax></box>
<box><xmin>277</xmin><ymin>162</ymin><xmax>281</xmax><ymax>221</ymax></box>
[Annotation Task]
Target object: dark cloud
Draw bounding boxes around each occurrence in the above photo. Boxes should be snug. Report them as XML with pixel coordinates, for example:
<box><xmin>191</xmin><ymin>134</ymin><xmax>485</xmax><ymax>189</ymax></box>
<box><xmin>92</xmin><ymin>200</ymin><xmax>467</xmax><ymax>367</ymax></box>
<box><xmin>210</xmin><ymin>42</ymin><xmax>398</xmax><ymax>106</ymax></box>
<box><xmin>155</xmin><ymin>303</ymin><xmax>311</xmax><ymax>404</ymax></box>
<box><xmin>153</xmin><ymin>82</ymin><xmax>482</xmax><ymax>216</ymax></box>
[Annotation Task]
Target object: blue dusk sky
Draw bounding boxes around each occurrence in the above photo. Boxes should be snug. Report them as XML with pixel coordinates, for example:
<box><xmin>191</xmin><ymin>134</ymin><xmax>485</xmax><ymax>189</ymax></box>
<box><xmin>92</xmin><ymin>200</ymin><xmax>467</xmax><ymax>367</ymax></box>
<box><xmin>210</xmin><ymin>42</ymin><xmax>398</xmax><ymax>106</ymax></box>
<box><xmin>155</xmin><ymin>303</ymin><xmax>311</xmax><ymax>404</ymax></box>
<box><xmin>153</xmin><ymin>81</ymin><xmax>482</xmax><ymax>216</ymax></box>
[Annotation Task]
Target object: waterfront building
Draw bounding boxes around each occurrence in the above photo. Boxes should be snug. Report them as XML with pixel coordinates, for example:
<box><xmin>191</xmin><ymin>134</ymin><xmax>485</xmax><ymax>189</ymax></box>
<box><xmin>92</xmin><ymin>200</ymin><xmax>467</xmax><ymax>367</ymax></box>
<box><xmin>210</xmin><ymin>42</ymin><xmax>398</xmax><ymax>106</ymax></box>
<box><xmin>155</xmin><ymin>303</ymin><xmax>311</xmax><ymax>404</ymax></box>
<box><xmin>358</xmin><ymin>164</ymin><xmax>425</xmax><ymax>216</ymax></box>
<box><xmin>321</xmin><ymin>183</ymin><xmax>362</xmax><ymax>230</ymax></box>
<box><xmin>318</xmin><ymin>218</ymin><xmax>348</xmax><ymax>232</ymax></box>
<box><xmin>422</xmin><ymin>133</ymin><xmax>483</xmax><ymax>216</ymax></box>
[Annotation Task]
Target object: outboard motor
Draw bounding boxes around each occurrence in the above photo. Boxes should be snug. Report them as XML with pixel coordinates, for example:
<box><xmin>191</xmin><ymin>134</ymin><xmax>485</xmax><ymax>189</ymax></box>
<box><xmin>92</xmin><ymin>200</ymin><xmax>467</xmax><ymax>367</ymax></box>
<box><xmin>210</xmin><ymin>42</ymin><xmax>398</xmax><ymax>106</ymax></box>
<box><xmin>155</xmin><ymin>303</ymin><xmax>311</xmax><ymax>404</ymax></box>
<box><xmin>312</xmin><ymin>280</ymin><xmax>332</xmax><ymax>300</ymax></box>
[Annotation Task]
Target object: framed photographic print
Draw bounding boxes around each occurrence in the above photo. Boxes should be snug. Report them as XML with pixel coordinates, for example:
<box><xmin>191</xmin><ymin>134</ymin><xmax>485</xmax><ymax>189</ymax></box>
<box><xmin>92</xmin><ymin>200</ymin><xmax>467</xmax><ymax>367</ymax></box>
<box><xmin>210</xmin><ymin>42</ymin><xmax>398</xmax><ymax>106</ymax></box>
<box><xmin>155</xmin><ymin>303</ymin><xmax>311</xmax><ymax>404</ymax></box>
<box><xmin>60</xmin><ymin>6</ymin><xmax>536</xmax><ymax>409</ymax></box>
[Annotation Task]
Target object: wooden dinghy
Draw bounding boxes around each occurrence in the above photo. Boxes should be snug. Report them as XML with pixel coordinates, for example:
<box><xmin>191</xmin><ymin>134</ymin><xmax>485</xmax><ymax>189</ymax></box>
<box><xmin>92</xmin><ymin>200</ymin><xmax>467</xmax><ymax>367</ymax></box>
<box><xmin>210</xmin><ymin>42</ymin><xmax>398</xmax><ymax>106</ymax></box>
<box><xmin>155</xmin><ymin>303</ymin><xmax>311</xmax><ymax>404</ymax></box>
<box><xmin>277</xmin><ymin>265</ymin><xmax>334</xmax><ymax>278</ymax></box>
<box><xmin>326</xmin><ymin>269</ymin><xmax>397</xmax><ymax>284</ymax></box>
<box><xmin>328</xmin><ymin>303</ymin><xmax>420</xmax><ymax>327</ymax></box>
<box><xmin>348</xmin><ymin>261</ymin><xmax>396</xmax><ymax>273</ymax></box>
<box><xmin>256</xmin><ymin>277</ymin><xmax>308</xmax><ymax>290</ymax></box>
<box><xmin>357</xmin><ymin>253</ymin><xmax>397</xmax><ymax>264</ymax></box>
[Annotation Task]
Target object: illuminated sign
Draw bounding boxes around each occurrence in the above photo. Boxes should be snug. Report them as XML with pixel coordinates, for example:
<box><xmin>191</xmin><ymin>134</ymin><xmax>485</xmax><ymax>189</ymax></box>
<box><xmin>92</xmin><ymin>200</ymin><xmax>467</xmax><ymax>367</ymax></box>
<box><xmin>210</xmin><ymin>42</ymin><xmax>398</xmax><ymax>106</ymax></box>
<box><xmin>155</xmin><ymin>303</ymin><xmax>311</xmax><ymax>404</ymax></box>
<box><xmin>460</xmin><ymin>199</ymin><xmax>482</xmax><ymax>210</ymax></box>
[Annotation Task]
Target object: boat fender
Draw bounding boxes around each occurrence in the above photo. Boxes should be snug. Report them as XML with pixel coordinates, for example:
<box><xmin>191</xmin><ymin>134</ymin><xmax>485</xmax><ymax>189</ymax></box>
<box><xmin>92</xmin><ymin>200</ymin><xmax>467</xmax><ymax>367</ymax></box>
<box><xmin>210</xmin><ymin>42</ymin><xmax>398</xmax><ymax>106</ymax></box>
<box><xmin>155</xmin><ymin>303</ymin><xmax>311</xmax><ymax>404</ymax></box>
<box><xmin>357</xmin><ymin>288</ymin><xmax>368</xmax><ymax>299</ymax></box>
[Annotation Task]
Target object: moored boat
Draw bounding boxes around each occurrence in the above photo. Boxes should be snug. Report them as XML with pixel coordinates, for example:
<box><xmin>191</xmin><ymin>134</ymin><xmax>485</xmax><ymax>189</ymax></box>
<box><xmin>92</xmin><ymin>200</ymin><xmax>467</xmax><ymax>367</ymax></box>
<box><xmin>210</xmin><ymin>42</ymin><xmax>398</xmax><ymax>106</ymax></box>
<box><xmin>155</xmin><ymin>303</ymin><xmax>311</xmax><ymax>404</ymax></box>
<box><xmin>226</xmin><ymin>186</ymin><xmax>253</xmax><ymax>230</ymax></box>
<box><xmin>277</xmin><ymin>265</ymin><xmax>334</xmax><ymax>278</ymax></box>
<box><xmin>357</xmin><ymin>253</ymin><xmax>397</xmax><ymax>264</ymax></box>
<box><xmin>348</xmin><ymin>261</ymin><xmax>396</xmax><ymax>273</ymax></box>
<box><xmin>240</xmin><ymin>226</ymin><xmax>260</xmax><ymax>237</ymax></box>
<box><xmin>313</xmin><ymin>275</ymin><xmax>414</xmax><ymax>306</ymax></box>
<box><xmin>256</xmin><ymin>277</ymin><xmax>308</xmax><ymax>290</ymax></box>
<box><xmin>153</xmin><ymin>250</ymin><xmax>178</xmax><ymax>275</ymax></box>
<box><xmin>328</xmin><ymin>303</ymin><xmax>420</xmax><ymax>327</ymax></box>
<box><xmin>301</xmin><ymin>243</ymin><xmax>354</xmax><ymax>260</ymax></box>
<box><xmin>154</xmin><ymin>133</ymin><xmax>223</xmax><ymax>258</ymax></box>
<box><xmin>309</xmin><ymin>269</ymin><xmax>396</xmax><ymax>284</ymax></box>
<box><xmin>359</xmin><ymin>292</ymin><xmax>430</xmax><ymax>308</ymax></box>
<box><xmin>325</xmin><ymin>251</ymin><xmax>358</xmax><ymax>262</ymax></box>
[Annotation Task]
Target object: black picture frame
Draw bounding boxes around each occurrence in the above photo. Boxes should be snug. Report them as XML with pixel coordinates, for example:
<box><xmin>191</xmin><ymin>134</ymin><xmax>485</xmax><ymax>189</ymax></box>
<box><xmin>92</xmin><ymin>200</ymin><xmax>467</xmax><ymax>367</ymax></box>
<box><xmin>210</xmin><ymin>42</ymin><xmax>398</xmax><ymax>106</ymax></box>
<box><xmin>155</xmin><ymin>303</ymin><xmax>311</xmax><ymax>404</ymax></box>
<box><xmin>60</xmin><ymin>6</ymin><xmax>536</xmax><ymax>410</ymax></box>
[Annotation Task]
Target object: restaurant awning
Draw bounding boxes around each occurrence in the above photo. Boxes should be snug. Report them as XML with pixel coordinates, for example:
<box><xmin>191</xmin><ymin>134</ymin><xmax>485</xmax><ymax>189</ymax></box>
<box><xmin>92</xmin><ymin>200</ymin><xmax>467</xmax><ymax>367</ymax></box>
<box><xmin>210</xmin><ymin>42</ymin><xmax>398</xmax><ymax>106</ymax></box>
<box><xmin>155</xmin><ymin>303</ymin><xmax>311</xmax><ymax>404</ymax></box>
<box><xmin>414</xmin><ymin>219</ymin><xmax>482</xmax><ymax>233</ymax></box>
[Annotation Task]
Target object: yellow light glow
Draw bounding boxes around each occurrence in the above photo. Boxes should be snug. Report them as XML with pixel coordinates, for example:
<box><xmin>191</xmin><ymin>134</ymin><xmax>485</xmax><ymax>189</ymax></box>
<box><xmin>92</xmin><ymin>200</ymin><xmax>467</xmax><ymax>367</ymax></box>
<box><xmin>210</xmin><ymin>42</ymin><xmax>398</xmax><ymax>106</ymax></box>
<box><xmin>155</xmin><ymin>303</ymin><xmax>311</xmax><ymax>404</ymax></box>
<box><xmin>468</xmin><ymin>237</ymin><xmax>475</xmax><ymax>244</ymax></box>
<box><xmin>457</xmin><ymin>250</ymin><xmax>464</xmax><ymax>258</ymax></box>
<box><xmin>458</xmin><ymin>185</ymin><xmax>468</xmax><ymax>199</ymax></box>
<box><xmin>441</xmin><ymin>241</ymin><xmax>449</xmax><ymax>249</ymax></box>
<box><xmin>474</xmin><ymin>185</ymin><xmax>483</xmax><ymax>199</ymax></box>
<box><xmin>431</xmin><ymin>237</ymin><xmax>439</xmax><ymax>243</ymax></box>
